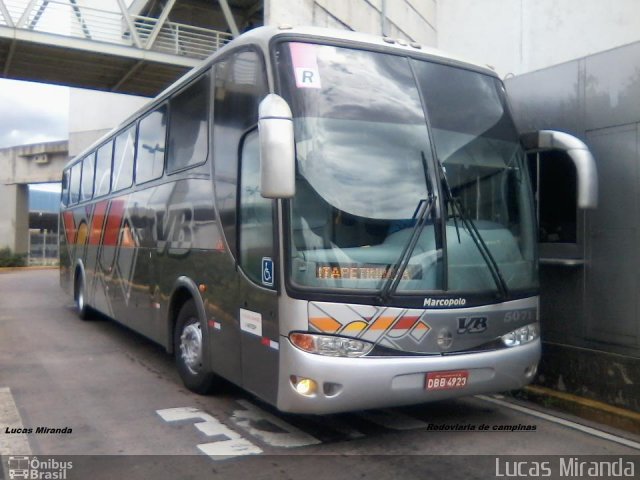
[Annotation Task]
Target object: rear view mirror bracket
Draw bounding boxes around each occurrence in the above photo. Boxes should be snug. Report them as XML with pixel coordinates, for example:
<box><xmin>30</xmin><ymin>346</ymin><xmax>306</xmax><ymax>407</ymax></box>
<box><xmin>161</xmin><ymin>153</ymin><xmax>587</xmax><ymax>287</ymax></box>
<box><xmin>521</xmin><ymin>130</ymin><xmax>598</xmax><ymax>209</ymax></box>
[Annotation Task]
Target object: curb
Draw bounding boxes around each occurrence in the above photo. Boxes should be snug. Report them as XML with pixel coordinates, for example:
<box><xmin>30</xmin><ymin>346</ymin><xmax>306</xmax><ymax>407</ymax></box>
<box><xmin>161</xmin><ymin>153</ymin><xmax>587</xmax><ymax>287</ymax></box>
<box><xmin>520</xmin><ymin>385</ymin><xmax>640</xmax><ymax>435</ymax></box>
<box><xmin>0</xmin><ymin>266</ymin><xmax>58</xmax><ymax>273</ymax></box>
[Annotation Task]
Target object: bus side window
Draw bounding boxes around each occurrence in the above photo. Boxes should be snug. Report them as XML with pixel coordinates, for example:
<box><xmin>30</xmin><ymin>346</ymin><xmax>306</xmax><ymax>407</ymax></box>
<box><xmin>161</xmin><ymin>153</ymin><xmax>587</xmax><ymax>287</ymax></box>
<box><xmin>61</xmin><ymin>170</ymin><xmax>70</xmax><ymax>206</ymax></box>
<box><xmin>167</xmin><ymin>75</ymin><xmax>209</xmax><ymax>173</ymax></box>
<box><xmin>136</xmin><ymin>105</ymin><xmax>167</xmax><ymax>184</ymax></box>
<box><xmin>238</xmin><ymin>130</ymin><xmax>275</xmax><ymax>287</ymax></box>
<box><xmin>95</xmin><ymin>140</ymin><xmax>114</xmax><ymax>197</ymax></box>
<box><xmin>80</xmin><ymin>153</ymin><xmax>96</xmax><ymax>202</ymax></box>
<box><xmin>69</xmin><ymin>162</ymin><xmax>82</xmax><ymax>205</ymax></box>
<box><xmin>213</xmin><ymin>49</ymin><xmax>268</xmax><ymax>257</ymax></box>
<box><xmin>112</xmin><ymin>125</ymin><xmax>136</xmax><ymax>192</ymax></box>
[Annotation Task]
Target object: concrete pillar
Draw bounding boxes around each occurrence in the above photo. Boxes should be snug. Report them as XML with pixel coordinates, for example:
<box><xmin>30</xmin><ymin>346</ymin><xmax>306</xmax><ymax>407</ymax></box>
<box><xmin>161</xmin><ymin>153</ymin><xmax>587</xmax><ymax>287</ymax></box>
<box><xmin>0</xmin><ymin>183</ymin><xmax>29</xmax><ymax>254</ymax></box>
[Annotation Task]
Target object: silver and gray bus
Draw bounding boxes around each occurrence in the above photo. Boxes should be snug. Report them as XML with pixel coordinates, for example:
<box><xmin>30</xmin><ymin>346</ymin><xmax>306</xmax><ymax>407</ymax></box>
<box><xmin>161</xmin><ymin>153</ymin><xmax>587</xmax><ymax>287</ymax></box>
<box><xmin>60</xmin><ymin>26</ymin><xmax>597</xmax><ymax>414</ymax></box>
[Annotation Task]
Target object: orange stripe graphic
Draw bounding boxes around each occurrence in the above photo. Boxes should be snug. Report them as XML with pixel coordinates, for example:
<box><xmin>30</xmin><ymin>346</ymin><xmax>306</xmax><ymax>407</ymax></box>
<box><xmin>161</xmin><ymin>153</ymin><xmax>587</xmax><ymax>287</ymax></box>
<box><xmin>76</xmin><ymin>222</ymin><xmax>89</xmax><ymax>246</ymax></box>
<box><xmin>103</xmin><ymin>199</ymin><xmax>126</xmax><ymax>246</ymax></box>
<box><xmin>120</xmin><ymin>222</ymin><xmax>137</xmax><ymax>248</ymax></box>
<box><xmin>341</xmin><ymin>320</ymin><xmax>368</xmax><ymax>333</ymax></box>
<box><xmin>309</xmin><ymin>317</ymin><xmax>342</xmax><ymax>333</ymax></box>
<box><xmin>391</xmin><ymin>316</ymin><xmax>420</xmax><ymax>330</ymax></box>
<box><xmin>89</xmin><ymin>200</ymin><xmax>109</xmax><ymax>245</ymax></box>
<box><xmin>368</xmin><ymin>316</ymin><xmax>395</xmax><ymax>330</ymax></box>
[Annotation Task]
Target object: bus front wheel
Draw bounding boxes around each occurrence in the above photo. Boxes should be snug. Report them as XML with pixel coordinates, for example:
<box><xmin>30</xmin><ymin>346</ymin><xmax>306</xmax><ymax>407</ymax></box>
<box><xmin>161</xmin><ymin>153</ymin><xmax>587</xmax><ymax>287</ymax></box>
<box><xmin>174</xmin><ymin>299</ymin><xmax>216</xmax><ymax>394</ymax></box>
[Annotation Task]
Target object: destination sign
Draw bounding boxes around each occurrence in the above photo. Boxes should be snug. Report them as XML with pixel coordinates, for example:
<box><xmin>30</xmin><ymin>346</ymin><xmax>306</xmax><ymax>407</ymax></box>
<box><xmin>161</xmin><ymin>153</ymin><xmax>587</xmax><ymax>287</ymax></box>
<box><xmin>316</xmin><ymin>263</ymin><xmax>422</xmax><ymax>280</ymax></box>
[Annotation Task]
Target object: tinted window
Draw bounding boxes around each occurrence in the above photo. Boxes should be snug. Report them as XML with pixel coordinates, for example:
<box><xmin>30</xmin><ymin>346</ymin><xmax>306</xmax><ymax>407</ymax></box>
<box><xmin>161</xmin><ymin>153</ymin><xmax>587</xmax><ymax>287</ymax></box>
<box><xmin>239</xmin><ymin>131</ymin><xmax>274</xmax><ymax>286</ymax></box>
<box><xmin>69</xmin><ymin>162</ymin><xmax>81</xmax><ymax>205</ymax></box>
<box><xmin>95</xmin><ymin>141</ymin><xmax>113</xmax><ymax>197</ymax></box>
<box><xmin>136</xmin><ymin>106</ymin><xmax>167</xmax><ymax>184</ymax></box>
<box><xmin>80</xmin><ymin>154</ymin><xmax>95</xmax><ymax>201</ymax></box>
<box><xmin>167</xmin><ymin>74</ymin><xmax>209</xmax><ymax>172</ymax></box>
<box><xmin>112</xmin><ymin>125</ymin><xmax>136</xmax><ymax>192</ymax></box>
<box><xmin>61</xmin><ymin>170</ymin><xmax>70</xmax><ymax>206</ymax></box>
<box><xmin>213</xmin><ymin>50</ymin><xmax>268</xmax><ymax>256</ymax></box>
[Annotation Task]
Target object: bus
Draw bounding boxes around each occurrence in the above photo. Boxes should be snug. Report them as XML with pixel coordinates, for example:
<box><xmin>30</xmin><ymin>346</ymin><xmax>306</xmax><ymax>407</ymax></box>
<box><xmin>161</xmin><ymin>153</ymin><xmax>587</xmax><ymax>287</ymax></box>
<box><xmin>59</xmin><ymin>26</ymin><xmax>597</xmax><ymax>414</ymax></box>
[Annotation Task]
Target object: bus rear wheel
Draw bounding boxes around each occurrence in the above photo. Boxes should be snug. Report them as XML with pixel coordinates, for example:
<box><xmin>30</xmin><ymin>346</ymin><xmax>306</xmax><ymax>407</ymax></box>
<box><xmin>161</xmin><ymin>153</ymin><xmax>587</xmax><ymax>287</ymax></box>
<box><xmin>74</xmin><ymin>273</ymin><xmax>92</xmax><ymax>320</ymax></box>
<box><xmin>174</xmin><ymin>299</ymin><xmax>217</xmax><ymax>394</ymax></box>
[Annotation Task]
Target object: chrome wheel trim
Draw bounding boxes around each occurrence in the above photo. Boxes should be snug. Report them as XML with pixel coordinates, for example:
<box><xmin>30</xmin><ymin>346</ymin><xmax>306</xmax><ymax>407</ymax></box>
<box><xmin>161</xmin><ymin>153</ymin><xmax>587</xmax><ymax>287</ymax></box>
<box><xmin>180</xmin><ymin>321</ymin><xmax>203</xmax><ymax>375</ymax></box>
<box><xmin>76</xmin><ymin>281</ymin><xmax>84</xmax><ymax>313</ymax></box>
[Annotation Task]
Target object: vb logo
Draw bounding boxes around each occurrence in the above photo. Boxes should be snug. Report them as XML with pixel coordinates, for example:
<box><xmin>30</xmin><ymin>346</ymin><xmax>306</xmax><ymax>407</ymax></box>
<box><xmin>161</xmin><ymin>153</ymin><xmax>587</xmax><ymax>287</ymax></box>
<box><xmin>457</xmin><ymin>316</ymin><xmax>488</xmax><ymax>334</ymax></box>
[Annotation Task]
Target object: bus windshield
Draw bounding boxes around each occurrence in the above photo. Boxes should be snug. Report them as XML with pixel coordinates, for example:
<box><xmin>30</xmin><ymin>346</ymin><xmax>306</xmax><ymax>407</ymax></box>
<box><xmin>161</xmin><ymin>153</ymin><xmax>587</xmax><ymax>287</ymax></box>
<box><xmin>276</xmin><ymin>42</ymin><xmax>537</xmax><ymax>297</ymax></box>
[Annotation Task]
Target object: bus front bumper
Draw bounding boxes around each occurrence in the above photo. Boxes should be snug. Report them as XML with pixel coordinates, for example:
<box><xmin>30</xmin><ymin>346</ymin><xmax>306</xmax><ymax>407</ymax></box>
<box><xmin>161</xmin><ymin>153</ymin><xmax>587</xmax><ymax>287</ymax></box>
<box><xmin>276</xmin><ymin>338</ymin><xmax>541</xmax><ymax>414</ymax></box>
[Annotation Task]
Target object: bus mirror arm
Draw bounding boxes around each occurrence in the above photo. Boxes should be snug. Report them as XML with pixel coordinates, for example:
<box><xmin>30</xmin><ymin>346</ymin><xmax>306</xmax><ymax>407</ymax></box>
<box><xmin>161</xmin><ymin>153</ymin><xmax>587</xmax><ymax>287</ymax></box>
<box><xmin>258</xmin><ymin>94</ymin><xmax>296</xmax><ymax>199</ymax></box>
<box><xmin>520</xmin><ymin>130</ymin><xmax>598</xmax><ymax>209</ymax></box>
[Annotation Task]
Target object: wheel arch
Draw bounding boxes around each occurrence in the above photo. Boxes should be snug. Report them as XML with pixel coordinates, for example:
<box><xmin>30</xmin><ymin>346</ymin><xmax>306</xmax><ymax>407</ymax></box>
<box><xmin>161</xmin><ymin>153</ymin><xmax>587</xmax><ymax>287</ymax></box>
<box><xmin>166</xmin><ymin>276</ymin><xmax>207</xmax><ymax>354</ymax></box>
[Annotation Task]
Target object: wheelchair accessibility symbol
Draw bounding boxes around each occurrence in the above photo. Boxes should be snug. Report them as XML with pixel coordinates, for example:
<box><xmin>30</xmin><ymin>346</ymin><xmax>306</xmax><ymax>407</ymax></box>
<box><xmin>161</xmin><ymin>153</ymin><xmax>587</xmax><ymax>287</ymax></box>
<box><xmin>262</xmin><ymin>257</ymin><xmax>274</xmax><ymax>287</ymax></box>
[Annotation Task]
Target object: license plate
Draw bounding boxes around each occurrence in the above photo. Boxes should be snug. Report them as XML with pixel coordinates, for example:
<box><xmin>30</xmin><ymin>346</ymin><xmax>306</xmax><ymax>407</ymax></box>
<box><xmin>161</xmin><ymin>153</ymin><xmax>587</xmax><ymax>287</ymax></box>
<box><xmin>425</xmin><ymin>370</ymin><xmax>469</xmax><ymax>391</ymax></box>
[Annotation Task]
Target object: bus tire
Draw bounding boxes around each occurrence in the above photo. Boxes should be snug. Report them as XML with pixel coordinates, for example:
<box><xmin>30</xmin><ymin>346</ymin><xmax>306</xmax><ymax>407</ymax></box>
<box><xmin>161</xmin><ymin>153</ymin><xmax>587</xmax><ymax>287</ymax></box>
<box><xmin>174</xmin><ymin>299</ymin><xmax>216</xmax><ymax>394</ymax></box>
<box><xmin>74</xmin><ymin>273</ymin><xmax>92</xmax><ymax>320</ymax></box>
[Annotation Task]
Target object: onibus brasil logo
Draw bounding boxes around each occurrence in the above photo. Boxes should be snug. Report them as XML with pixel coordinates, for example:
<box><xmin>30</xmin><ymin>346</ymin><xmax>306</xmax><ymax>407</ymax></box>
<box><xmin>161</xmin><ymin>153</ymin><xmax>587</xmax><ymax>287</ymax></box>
<box><xmin>7</xmin><ymin>456</ymin><xmax>73</xmax><ymax>479</ymax></box>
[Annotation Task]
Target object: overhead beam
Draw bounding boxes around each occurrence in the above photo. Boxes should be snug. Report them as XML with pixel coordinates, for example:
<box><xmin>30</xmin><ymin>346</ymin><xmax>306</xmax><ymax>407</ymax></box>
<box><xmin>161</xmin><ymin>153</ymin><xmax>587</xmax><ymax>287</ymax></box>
<box><xmin>0</xmin><ymin>26</ymin><xmax>200</xmax><ymax>68</ymax></box>
<box><xmin>145</xmin><ymin>0</ymin><xmax>177</xmax><ymax>50</ymax></box>
<box><xmin>117</xmin><ymin>0</ymin><xmax>143</xmax><ymax>48</ymax></box>
<box><xmin>0</xmin><ymin>0</ymin><xmax>14</xmax><ymax>28</ymax></box>
<box><xmin>219</xmin><ymin>0</ymin><xmax>240</xmax><ymax>37</ymax></box>
<box><xmin>16</xmin><ymin>0</ymin><xmax>39</xmax><ymax>28</ymax></box>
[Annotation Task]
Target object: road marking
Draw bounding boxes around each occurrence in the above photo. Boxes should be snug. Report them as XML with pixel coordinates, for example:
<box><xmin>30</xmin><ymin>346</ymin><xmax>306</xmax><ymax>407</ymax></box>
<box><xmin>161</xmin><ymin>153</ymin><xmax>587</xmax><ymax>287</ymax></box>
<box><xmin>355</xmin><ymin>409</ymin><xmax>429</xmax><ymax>431</ymax></box>
<box><xmin>308</xmin><ymin>416</ymin><xmax>366</xmax><ymax>440</ymax></box>
<box><xmin>156</xmin><ymin>407</ymin><xmax>262</xmax><ymax>459</ymax></box>
<box><xmin>0</xmin><ymin>387</ymin><xmax>31</xmax><ymax>456</ymax></box>
<box><xmin>477</xmin><ymin>395</ymin><xmax>640</xmax><ymax>451</ymax></box>
<box><xmin>231</xmin><ymin>400</ymin><xmax>321</xmax><ymax>448</ymax></box>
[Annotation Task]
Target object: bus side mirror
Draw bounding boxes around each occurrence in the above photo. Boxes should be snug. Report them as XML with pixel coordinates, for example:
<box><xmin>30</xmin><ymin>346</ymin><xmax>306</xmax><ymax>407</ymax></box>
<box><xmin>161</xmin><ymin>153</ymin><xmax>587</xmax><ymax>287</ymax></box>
<box><xmin>258</xmin><ymin>94</ymin><xmax>295</xmax><ymax>198</ymax></box>
<box><xmin>520</xmin><ymin>130</ymin><xmax>598</xmax><ymax>209</ymax></box>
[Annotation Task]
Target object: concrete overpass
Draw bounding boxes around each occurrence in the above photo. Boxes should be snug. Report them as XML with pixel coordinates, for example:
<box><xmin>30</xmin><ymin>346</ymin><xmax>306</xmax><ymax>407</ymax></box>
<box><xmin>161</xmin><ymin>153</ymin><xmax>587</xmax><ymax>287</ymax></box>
<box><xmin>0</xmin><ymin>0</ymin><xmax>262</xmax><ymax>96</ymax></box>
<box><xmin>0</xmin><ymin>140</ymin><xmax>67</xmax><ymax>254</ymax></box>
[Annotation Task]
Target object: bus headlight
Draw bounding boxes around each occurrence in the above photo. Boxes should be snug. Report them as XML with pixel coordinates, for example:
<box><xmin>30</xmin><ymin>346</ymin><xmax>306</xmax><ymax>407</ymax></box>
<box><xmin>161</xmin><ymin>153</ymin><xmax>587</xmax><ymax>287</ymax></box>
<box><xmin>501</xmin><ymin>323</ymin><xmax>539</xmax><ymax>347</ymax></box>
<box><xmin>290</xmin><ymin>332</ymin><xmax>374</xmax><ymax>357</ymax></box>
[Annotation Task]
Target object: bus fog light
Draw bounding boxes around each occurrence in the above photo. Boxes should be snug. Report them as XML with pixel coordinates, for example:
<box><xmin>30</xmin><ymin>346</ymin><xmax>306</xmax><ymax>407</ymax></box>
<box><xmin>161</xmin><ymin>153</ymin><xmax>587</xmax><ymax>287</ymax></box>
<box><xmin>290</xmin><ymin>376</ymin><xmax>317</xmax><ymax>396</ymax></box>
<box><xmin>501</xmin><ymin>323</ymin><xmax>539</xmax><ymax>347</ymax></box>
<box><xmin>289</xmin><ymin>332</ymin><xmax>374</xmax><ymax>357</ymax></box>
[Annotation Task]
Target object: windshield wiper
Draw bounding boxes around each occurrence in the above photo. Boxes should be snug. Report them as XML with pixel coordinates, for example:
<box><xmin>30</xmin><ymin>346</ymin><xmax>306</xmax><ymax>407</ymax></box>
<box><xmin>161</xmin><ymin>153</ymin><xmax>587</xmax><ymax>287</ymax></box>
<box><xmin>378</xmin><ymin>194</ymin><xmax>435</xmax><ymax>304</ymax></box>
<box><xmin>436</xmin><ymin>159</ymin><xmax>509</xmax><ymax>299</ymax></box>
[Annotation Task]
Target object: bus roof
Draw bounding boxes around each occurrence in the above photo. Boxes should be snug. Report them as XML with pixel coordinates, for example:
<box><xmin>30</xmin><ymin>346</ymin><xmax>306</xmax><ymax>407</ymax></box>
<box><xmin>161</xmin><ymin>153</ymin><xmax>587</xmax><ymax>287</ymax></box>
<box><xmin>64</xmin><ymin>25</ymin><xmax>497</xmax><ymax>169</ymax></box>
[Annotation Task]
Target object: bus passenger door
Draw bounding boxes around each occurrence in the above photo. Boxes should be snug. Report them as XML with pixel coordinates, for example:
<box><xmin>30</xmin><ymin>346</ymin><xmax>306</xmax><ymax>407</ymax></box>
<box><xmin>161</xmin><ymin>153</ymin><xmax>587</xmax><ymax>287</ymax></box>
<box><xmin>235</xmin><ymin>130</ymin><xmax>280</xmax><ymax>403</ymax></box>
<box><xmin>209</xmin><ymin>49</ymin><xmax>277</xmax><ymax>401</ymax></box>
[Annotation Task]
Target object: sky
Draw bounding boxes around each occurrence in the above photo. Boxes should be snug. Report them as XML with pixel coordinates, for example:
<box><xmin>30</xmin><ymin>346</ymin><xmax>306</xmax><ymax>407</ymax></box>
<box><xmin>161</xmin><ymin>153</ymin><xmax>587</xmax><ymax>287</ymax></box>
<box><xmin>0</xmin><ymin>0</ymin><xmax>137</xmax><ymax>153</ymax></box>
<box><xmin>0</xmin><ymin>78</ymin><xmax>69</xmax><ymax>193</ymax></box>
<box><xmin>0</xmin><ymin>78</ymin><xmax>69</xmax><ymax>150</ymax></box>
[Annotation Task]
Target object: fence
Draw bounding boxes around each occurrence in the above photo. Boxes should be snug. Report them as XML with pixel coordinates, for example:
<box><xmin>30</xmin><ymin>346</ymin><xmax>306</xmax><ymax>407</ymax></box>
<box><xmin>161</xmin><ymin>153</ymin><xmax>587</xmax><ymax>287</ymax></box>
<box><xmin>28</xmin><ymin>229</ymin><xmax>58</xmax><ymax>266</ymax></box>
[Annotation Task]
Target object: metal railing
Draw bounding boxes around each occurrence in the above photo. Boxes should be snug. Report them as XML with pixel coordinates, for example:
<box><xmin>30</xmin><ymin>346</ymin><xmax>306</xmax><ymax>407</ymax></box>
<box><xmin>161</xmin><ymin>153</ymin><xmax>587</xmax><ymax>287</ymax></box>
<box><xmin>28</xmin><ymin>229</ymin><xmax>58</xmax><ymax>266</ymax></box>
<box><xmin>0</xmin><ymin>0</ymin><xmax>232</xmax><ymax>59</ymax></box>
